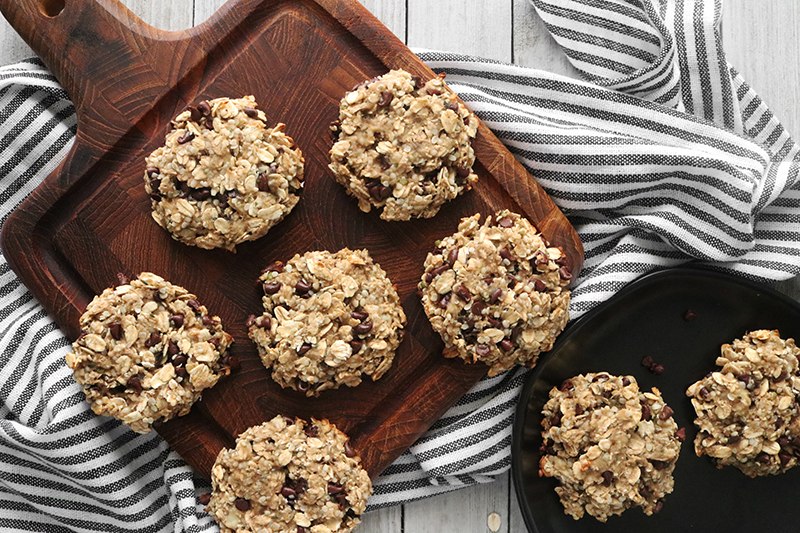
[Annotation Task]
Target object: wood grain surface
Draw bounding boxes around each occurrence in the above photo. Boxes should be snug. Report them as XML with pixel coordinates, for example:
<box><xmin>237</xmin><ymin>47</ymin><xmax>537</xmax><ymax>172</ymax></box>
<box><xmin>0</xmin><ymin>0</ymin><xmax>582</xmax><ymax>482</ymax></box>
<box><xmin>1</xmin><ymin>1</ymin><xmax>798</xmax><ymax>532</ymax></box>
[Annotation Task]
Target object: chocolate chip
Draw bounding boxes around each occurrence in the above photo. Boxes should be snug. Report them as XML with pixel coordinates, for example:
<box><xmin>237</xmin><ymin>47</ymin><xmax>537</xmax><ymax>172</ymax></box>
<box><xmin>127</xmin><ymin>377</ymin><xmax>143</xmax><ymax>393</ymax></box>
<box><xmin>455</xmin><ymin>285</ymin><xmax>471</xmax><ymax>302</ymax></box>
<box><xmin>281</xmin><ymin>485</ymin><xmax>297</xmax><ymax>499</ymax></box>
<box><xmin>475</xmin><ymin>344</ymin><xmax>491</xmax><ymax>357</ymax></box>
<box><xmin>257</xmin><ymin>316</ymin><xmax>271</xmax><ymax>329</ymax></box>
<box><xmin>574</xmin><ymin>404</ymin><xmax>584</xmax><ymax>415</ymax></box>
<box><xmin>560</xmin><ymin>379</ymin><xmax>573</xmax><ymax>392</ymax></box>
<box><xmin>654</xmin><ymin>499</ymin><xmax>664</xmax><ymax>514</ymax></box>
<box><xmin>297</xmin><ymin>343</ymin><xmax>311</xmax><ymax>356</ymax></box>
<box><xmin>263</xmin><ymin>261</ymin><xmax>284</xmax><ymax>274</ymax></box>
<box><xmin>187</xmin><ymin>106</ymin><xmax>201</xmax><ymax>122</ymax></box>
<box><xmin>379</xmin><ymin>185</ymin><xmax>392</xmax><ymax>199</ymax></box>
<box><xmin>177</xmin><ymin>131</ymin><xmax>195</xmax><ymax>144</ymax></box>
<box><xmin>304</xmin><ymin>424</ymin><xmax>318</xmax><ymax>437</ymax></box>
<box><xmin>738</xmin><ymin>373</ymin><xmax>751</xmax><ymax>386</ymax></box>
<box><xmin>506</xmin><ymin>275</ymin><xmax>517</xmax><ymax>289</ymax></box>
<box><xmin>198</xmin><ymin>493</ymin><xmax>211</xmax><ymax>505</ymax></box>
<box><xmin>146</xmin><ymin>166</ymin><xmax>160</xmax><ymax>177</ymax></box>
<box><xmin>533</xmin><ymin>279</ymin><xmax>547</xmax><ymax>292</ymax></box>
<box><xmin>500</xmin><ymin>339</ymin><xmax>514</xmax><ymax>352</ymax></box>
<box><xmin>780</xmin><ymin>453</ymin><xmax>793</xmax><ymax>467</ymax></box>
<box><xmin>727</xmin><ymin>435</ymin><xmax>741</xmax><ymax>445</ymax></box>
<box><xmin>187</xmin><ymin>299</ymin><xmax>202</xmax><ymax>313</ymax></box>
<box><xmin>256</xmin><ymin>173</ymin><xmax>270</xmax><ymax>192</ymax></box>
<box><xmin>470</xmin><ymin>301</ymin><xmax>485</xmax><ymax>315</ymax></box>
<box><xmin>456</xmin><ymin>165</ymin><xmax>471</xmax><ymax>178</ymax></box>
<box><xmin>327</xmin><ymin>482</ymin><xmax>344</xmax><ymax>495</ymax></box>
<box><xmin>354</xmin><ymin>320</ymin><xmax>373</xmax><ymax>335</ymax></box>
<box><xmin>349</xmin><ymin>340</ymin><xmax>363</xmax><ymax>352</ymax></box>
<box><xmin>173</xmin><ymin>354</ymin><xmax>187</xmax><ymax>367</ymax></box>
<box><xmin>534</xmin><ymin>251</ymin><xmax>549</xmax><ymax>267</ymax></box>
<box><xmin>295</xmin><ymin>280</ymin><xmax>312</xmax><ymax>293</ymax></box>
<box><xmin>489</xmin><ymin>288</ymin><xmax>503</xmax><ymax>304</ymax></box>
<box><xmin>487</xmin><ymin>317</ymin><xmax>502</xmax><ymax>328</ymax></box>
<box><xmin>144</xmin><ymin>332</ymin><xmax>161</xmax><ymax>348</ymax></box>
<box><xmin>437</xmin><ymin>293</ymin><xmax>452</xmax><ymax>309</ymax></box>
<box><xmin>447</xmin><ymin>248</ymin><xmax>459</xmax><ymax>266</ymax></box>
<box><xmin>352</xmin><ymin>310</ymin><xmax>369</xmax><ymax>321</ymax></box>
<box><xmin>263</xmin><ymin>282</ymin><xmax>281</xmax><ymax>295</ymax></box>
<box><xmin>378</xmin><ymin>91</ymin><xmax>394</xmax><ymax>106</ymax></box>
<box><xmin>444</xmin><ymin>101</ymin><xmax>459</xmax><ymax>112</ymax></box>
<box><xmin>675</xmin><ymin>427</ymin><xmax>686</xmax><ymax>441</ymax></box>
<box><xmin>698</xmin><ymin>386</ymin><xmax>709</xmax><ymax>399</ymax></box>
<box><xmin>601</xmin><ymin>471</ymin><xmax>613</xmax><ymax>486</ymax></box>
<box><xmin>755</xmin><ymin>453</ymin><xmax>770</xmax><ymax>464</ymax></box>
<box><xmin>344</xmin><ymin>440</ymin><xmax>357</xmax><ymax>458</ymax></box>
<box><xmin>175</xmin><ymin>366</ymin><xmax>188</xmax><ymax>379</ymax></box>
<box><xmin>297</xmin><ymin>380</ymin><xmax>310</xmax><ymax>393</ymax></box>
<box><xmin>592</xmin><ymin>373</ymin><xmax>609</xmax><ymax>382</ymax></box>
<box><xmin>499</xmin><ymin>247</ymin><xmax>514</xmax><ymax>262</ymax></box>
<box><xmin>684</xmin><ymin>309</ymin><xmax>697</xmax><ymax>321</ymax></box>
<box><xmin>197</xmin><ymin>100</ymin><xmax>212</xmax><ymax>116</ymax></box>
<box><xmin>651</xmin><ymin>460</ymin><xmax>668</xmax><ymax>471</ymax></box>
<box><xmin>335</xmin><ymin>493</ymin><xmax>349</xmax><ymax>511</ymax></box>
<box><xmin>170</xmin><ymin>314</ymin><xmax>184</xmax><ymax>328</ymax></box>
<box><xmin>167</xmin><ymin>341</ymin><xmax>180</xmax><ymax>356</ymax></box>
<box><xmin>411</xmin><ymin>75</ymin><xmax>423</xmax><ymax>88</ymax></box>
<box><xmin>367</xmin><ymin>183</ymin><xmax>383</xmax><ymax>201</ymax></box>
<box><xmin>558</xmin><ymin>266</ymin><xmax>572</xmax><ymax>281</ymax></box>
<box><xmin>622</xmin><ymin>377</ymin><xmax>631</xmax><ymax>386</ymax></box>
<box><xmin>117</xmin><ymin>272</ymin><xmax>130</xmax><ymax>285</ymax></box>
<box><xmin>641</xmin><ymin>401</ymin><xmax>651</xmax><ymax>420</ymax></box>
<box><xmin>377</xmin><ymin>153</ymin><xmax>391</xmax><ymax>170</ymax></box>
<box><xmin>109</xmin><ymin>322</ymin><xmax>123</xmax><ymax>341</ymax></box>
<box><xmin>284</xmin><ymin>416</ymin><xmax>295</xmax><ymax>426</ymax></box>
<box><xmin>551</xmin><ymin>411</ymin><xmax>563</xmax><ymax>426</ymax></box>
<box><xmin>204</xmin><ymin>118</ymin><xmax>214</xmax><ymax>129</ymax></box>
<box><xmin>658</xmin><ymin>405</ymin><xmax>674</xmax><ymax>420</ymax></box>
<box><xmin>497</xmin><ymin>216</ymin><xmax>513</xmax><ymax>228</ymax></box>
<box><xmin>243</xmin><ymin>107</ymin><xmax>258</xmax><ymax>118</ymax></box>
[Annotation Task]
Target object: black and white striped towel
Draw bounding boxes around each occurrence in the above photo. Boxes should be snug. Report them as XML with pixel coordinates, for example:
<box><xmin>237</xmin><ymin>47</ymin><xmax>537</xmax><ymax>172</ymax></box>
<box><xmin>1</xmin><ymin>0</ymin><xmax>798</xmax><ymax>529</ymax></box>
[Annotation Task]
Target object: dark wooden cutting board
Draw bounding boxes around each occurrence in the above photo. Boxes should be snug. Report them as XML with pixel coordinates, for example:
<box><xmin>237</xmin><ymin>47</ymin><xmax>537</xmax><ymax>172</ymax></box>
<box><xmin>0</xmin><ymin>0</ymin><xmax>583</xmax><ymax>479</ymax></box>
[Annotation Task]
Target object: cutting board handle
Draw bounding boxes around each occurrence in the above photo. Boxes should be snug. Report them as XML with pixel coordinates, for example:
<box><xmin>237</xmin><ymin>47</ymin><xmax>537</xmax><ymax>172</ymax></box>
<box><xmin>0</xmin><ymin>0</ymin><xmax>165</xmax><ymax>113</ymax></box>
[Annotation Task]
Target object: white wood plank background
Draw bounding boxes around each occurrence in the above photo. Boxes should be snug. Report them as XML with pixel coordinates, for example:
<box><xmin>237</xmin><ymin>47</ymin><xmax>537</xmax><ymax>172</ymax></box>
<box><xmin>1</xmin><ymin>1</ymin><xmax>798</xmax><ymax>531</ymax></box>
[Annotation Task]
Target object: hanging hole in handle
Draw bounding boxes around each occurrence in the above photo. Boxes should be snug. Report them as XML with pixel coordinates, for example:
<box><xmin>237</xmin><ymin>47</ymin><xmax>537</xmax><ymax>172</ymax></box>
<box><xmin>39</xmin><ymin>0</ymin><xmax>65</xmax><ymax>17</ymax></box>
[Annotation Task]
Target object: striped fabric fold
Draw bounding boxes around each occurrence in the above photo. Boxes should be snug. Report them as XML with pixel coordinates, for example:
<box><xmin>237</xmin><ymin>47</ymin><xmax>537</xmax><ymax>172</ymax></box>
<box><xmin>1</xmin><ymin>0</ymin><xmax>799</xmax><ymax>529</ymax></box>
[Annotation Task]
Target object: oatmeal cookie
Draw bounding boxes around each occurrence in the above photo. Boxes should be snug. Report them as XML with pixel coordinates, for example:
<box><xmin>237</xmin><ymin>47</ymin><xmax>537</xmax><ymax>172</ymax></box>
<box><xmin>65</xmin><ymin>272</ymin><xmax>234</xmax><ymax>433</ymax></box>
<box><xmin>686</xmin><ymin>329</ymin><xmax>800</xmax><ymax>477</ymax></box>
<box><xmin>207</xmin><ymin>415</ymin><xmax>371</xmax><ymax>533</ymax></box>
<box><xmin>539</xmin><ymin>373</ymin><xmax>683</xmax><ymax>522</ymax></box>
<box><xmin>145</xmin><ymin>96</ymin><xmax>304</xmax><ymax>251</ymax></box>
<box><xmin>329</xmin><ymin>69</ymin><xmax>478</xmax><ymax>221</ymax></box>
<box><xmin>249</xmin><ymin>248</ymin><xmax>406</xmax><ymax>396</ymax></box>
<box><xmin>418</xmin><ymin>210</ymin><xmax>571</xmax><ymax>376</ymax></box>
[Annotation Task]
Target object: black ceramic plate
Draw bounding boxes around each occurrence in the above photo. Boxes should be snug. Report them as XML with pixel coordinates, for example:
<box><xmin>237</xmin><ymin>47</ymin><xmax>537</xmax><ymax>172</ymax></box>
<box><xmin>512</xmin><ymin>268</ymin><xmax>800</xmax><ymax>533</ymax></box>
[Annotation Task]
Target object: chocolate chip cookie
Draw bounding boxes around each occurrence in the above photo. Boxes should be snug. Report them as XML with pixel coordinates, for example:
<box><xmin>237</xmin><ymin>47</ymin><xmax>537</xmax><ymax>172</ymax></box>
<box><xmin>65</xmin><ymin>272</ymin><xmax>234</xmax><ymax>433</ymax></box>
<box><xmin>419</xmin><ymin>210</ymin><xmax>571</xmax><ymax>376</ymax></box>
<box><xmin>686</xmin><ymin>329</ymin><xmax>800</xmax><ymax>476</ymax></box>
<box><xmin>540</xmin><ymin>373</ymin><xmax>683</xmax><ymax>522</ymax></box>
<box><xmin>329</xmin><ymin>69</ymin><xmax>478</xmax><ymax>221</ymax></box>
<box><xmin>145</xmin><ymin>96</ymin><xmax>304</xmax><ymax>251</ymax></box>
<box><xmin>248</xmin><ymin>248</ymin><xmax>406</xmax><ymax>396</ymax></box>
<box><xmin>207</xmin><ymin>415</ymin><xmax>371</xmax><ymax>533</ymax></box>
